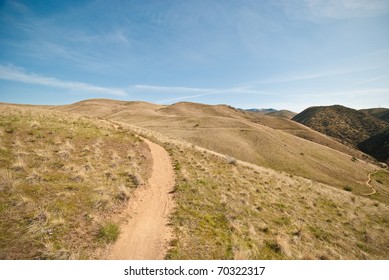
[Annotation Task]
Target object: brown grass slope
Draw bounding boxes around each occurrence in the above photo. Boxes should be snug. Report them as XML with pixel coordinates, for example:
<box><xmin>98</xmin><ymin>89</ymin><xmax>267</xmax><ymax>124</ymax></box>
<box><xmin>292</xmin><ymin>105</ymin><xmax>389</xmax><ymax>147</ymax></box>
<box><xmin>57</xmin><ymin>99</ymin><xmax>162</xmax><ymax>119</ymax></box>
<box><xmin>0</xmin><ymin>104</ymin><xmax>152</xmax><ymax>259</ymax></box>
<box><xmin>2</xmin><ymin>103</ymin><xmax>389</xmax><ymax>260</ymax></box>
<box><xmin>123</xmin><ymin>128</ymin><xmax>389</xmax><ymax>260</ymax></box>
<box><xmin>237</xmin><ymin>110</ymin><xmax>366</xmax><ymax>157</ymax></box>
<box><xmin>265</xmin><ymin>110</ymin><xmax>297</xmax><ymax>119</ymax></box>
<box><xmin>57</xmin><ymin>99</ymin><xmax>377</xmax><ymax>197</ymax></box>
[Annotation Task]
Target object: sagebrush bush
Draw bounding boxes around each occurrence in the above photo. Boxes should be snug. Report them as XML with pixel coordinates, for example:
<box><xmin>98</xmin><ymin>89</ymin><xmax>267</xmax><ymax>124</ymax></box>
<box><xmin>226</xmin><ymin>156</ymin><xmax>237</xmax><ymax>165</ymax></box>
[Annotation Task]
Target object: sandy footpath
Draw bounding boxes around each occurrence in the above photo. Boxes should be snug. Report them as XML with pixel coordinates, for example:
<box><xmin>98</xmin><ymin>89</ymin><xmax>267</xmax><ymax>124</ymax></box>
<box><xmin>108</xmin><ymin>138</ymin><xmax>175</xmax><ymax>259</ymax></box>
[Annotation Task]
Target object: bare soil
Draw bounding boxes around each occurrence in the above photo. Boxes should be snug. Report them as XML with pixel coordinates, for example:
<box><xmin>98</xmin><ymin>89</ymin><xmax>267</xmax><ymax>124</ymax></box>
<box><xmin>363</xmin><ymin>170</ymin><xmax>379</xmax><ymax>196</ymax></box>
<box><xmin>108</xmin><ymin>138</ymin><xmax>175</xmax><ymax>259</ymax></box>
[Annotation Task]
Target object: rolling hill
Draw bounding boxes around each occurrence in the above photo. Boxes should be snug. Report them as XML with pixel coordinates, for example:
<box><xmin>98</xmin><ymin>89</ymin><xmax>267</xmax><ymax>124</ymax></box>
<box><xmin>292</xmin><ymin>105</ymin><xmax>388</xmax><ymax>147</ymax></box>
<box><xmin>360</xmin><ymin>108</ymin><xmax>389</xmax><ymax>123</ymax></box>
<box><xmin>265</xmin><ymin>110</ymin><xmax>297</xmax><ymax>119</ymax></box>
<box><xmin>358</xmin><ymin>128</ymin><xmax>389</xmax><ymax>164</ymax></box>
<box><xmin>2</xmin><ymin>100</ymin><xmax>389</xmax><ymax>260</ymax></box>
<box><xmin>162</xmin><ymin>136</ymin><xmax>389</xmax><ymax>259</ymax></box>
<box><xmin>57</xmin><ymin>99</ymin><xmax>379</xmax><ymax>198</ymax></box>
<box><xmin>292</xmin><ymin>105</ymin><xmax>389</xmax><ymax>163</ymax></box>
<box><xmin>240</xmin><ymin>108</ymin><xmax>297</xmax><ymax>119</ymax></box>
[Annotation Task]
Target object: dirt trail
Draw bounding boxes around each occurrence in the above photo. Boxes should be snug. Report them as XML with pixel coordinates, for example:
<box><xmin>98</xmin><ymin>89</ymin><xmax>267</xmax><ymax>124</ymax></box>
<box><xmin>363</xmin><ymin>170</ymin><xmax>379</xmax><ymax>196</ymax></box>
<box><xmin>108</xmin><ymin>138</ymin><xmax>175</xmax><ymax>260</ymax></box>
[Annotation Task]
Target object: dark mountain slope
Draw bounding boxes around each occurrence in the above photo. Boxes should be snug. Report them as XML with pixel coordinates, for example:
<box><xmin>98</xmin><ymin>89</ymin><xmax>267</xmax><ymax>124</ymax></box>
<box><xmin>292</xmin><ymin>105</ymin><xmax>388</xmax><ymax>147</ymax></box>
<box><xmin>358</xmin><ymin>128</ymin><xmax>389</xmax><ymax>164</ymax></box>
<box><xmin>360</xmin><ymin>108</ymin><xmax>389</xmax><ymax>123</ymax></box>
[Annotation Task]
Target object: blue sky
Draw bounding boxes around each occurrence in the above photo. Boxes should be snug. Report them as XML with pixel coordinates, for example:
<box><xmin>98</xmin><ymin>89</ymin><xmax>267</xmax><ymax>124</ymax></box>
<box><xmin>0</xmin><ymin>0</ymin><xmax>388</xmax><ymax>112</ymax></box>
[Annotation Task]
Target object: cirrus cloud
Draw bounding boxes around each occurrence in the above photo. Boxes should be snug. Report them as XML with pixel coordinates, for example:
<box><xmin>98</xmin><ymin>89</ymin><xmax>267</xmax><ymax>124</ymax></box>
<box><xmin>0</xmin><ymin>64</ymin><xmax>127</xmax><ymax>96</ymax></box>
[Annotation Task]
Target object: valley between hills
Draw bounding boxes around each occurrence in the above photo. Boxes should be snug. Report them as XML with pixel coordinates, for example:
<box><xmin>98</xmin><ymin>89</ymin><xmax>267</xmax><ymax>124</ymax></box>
<box><xmin>0</xmin><ymin>99</ymin><xmax>388</xmax><ymax>259</ymax></box>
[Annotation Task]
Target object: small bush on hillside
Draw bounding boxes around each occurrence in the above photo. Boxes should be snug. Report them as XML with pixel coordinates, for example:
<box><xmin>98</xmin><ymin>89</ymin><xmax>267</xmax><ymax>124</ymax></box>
<box><xmin>131</xmin><ymin>174</ymin><xmax>143</xmax><ymax>186</ymax></box>
<box><xmin>174</xmin><ymin>162</ymin><xmax>181</xmax><ymax>170</ymax></box>
<box><xmin>343</xmin><ymin>186</ymin><xmax>353</xmax><ymax>192</ymax></box>
<box><xmin>98</xmin><ymin>222</ymin><xmax>120</xmax><ymax>243</ymax></box>
<box><xmin>226</xmin><ymin>156</ymin><xmax>237</xmax><ymax>165</ymax></box>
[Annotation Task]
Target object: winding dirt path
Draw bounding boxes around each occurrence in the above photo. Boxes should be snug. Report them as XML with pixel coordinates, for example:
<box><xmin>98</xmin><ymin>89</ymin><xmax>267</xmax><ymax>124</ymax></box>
<box><xmin>363</xmin><ymin>170</ymin><xmax>379</xmax><ymax>196</ymax></box>
<box><xmin>108</xmin><ymin>138</ymin><xmax>175</xmax><ymax>260</ymax></box>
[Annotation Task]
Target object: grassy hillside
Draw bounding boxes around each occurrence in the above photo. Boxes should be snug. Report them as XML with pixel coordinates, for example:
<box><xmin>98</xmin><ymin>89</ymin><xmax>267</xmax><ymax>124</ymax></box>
<box><xmin>265</xmin><ymin>110</ymin><xmax>297</xmax><ymax>119</ymax></box>
<box><xmin>1</xmin><ymin>102</ymin><xmax>389</xmax><ymax>260</ymax></box>
<box><xmin>58</xmin><ymin>100</ymin><xmax>366</xmax><ymax>160</ymax></box>
<box><xmin>0</xmin><ymin>104</ymin><xmax>152</xmax><ymax>259</ymax></box>
<box><xmin>57</xmin><ymin>100</ymin><xmax>375</xmax><ymax>196</ymax></box>
<box><xmin>140</xmin><ymin>134</ymin><xmax>389</xmax><ymax>259</ymax></box>
<box><xmin>95</xmin><ymin>121</ymin><xmax>389</xmax><ymax>259</ymax></box>
<box><xmin>292</xmin><ymin>105</ymin><xmax>388</xmax><ymax>147</ymax></box>
<box><xmin>241</xmin><ymin>108</ymin><xmax>297</xmax><ymax>119</ymax></box>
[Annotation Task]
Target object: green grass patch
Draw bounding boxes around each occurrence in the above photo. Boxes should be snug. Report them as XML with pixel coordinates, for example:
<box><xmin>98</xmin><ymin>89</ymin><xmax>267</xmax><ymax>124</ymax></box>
<box><xmin>308</xmin><ymin>225</ymin><xmax>331</xmax><ymax>241</ymax></box>
<box><xmin>97</xmin><ymin>223</ymin><xmax>120</xmax><ymax>243</ymax></box>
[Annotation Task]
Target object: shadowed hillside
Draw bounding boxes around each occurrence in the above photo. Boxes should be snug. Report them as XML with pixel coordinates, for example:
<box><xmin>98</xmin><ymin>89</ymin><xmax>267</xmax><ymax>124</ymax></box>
<box><xmin>292</xmin><ymin>105</ymin><xmax>388</xmax><ymax>147</ymax></box>
<box><xmin>358</xmin><ymin>128</ymin><xmax>389</xmax><ymax>165</ymax></box>
<box><xmin>360</xmin><ymin>108</ymin><xmax>389</xmax><ymax>123</ymax></box>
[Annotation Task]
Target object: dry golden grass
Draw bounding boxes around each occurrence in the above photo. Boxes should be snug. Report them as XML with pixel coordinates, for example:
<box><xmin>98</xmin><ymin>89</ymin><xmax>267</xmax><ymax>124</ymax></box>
<box><xmin>369</xmin><ymin>170</ymin><xmax>389</xmax><ymax>204</ymax></box>
<box><xmin>104</xmin><ymin>120</ymin><xmax>389</xmax><ymax>259</ymax></box>
<box><xmin>2</xmin><ymin>101</ymin><xmax>388</xmax><ymax>260</ymax></box>
<box><xmin>0</xmin><ymin>104</ymin><xmax>152</xmax><ymax>259</ymax></box>
<box><xmin>161</xmin><ymin>140</ymin><xmax>389</xmax><ymax>259</ymax></box>
<box><xmin>153</xmin><ymin>123</ymin><xmax>376</xmax><ymax>196</ymax></box>
<box><xmin>57</xmin><ymin>99</ymin><xmax>375</xmax><ymax>197</ymax></box>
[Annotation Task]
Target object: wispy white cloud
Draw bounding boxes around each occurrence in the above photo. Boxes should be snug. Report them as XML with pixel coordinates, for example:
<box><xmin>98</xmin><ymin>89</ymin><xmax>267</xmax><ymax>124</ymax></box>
<box><xmin>7</xmin><ymin>0</ymin><xmax>30</xmax><ymax>14</ymax></box>
<box><xmin>133</xmin><ymin>84</ymin><xmax>225</xmax><ymax>103</ymax></box>
<box><xmin>0</xmin><ymin>64</ymin><xmax>127</xmax><ymax>96</ymax></box>
<box><xmin>133</xmin><ymin>84</ymin><xmax>277</xmax><ymax>95</ymax></box>
<box><xmin>0</xmin><ymin>1</ymin><xmax>132</xmax><ymax>74</ymax></box>
<box><xmin>244</xmin><ymin>66</ymin><xmax>377</xmax><ymax>86</ymax></box>
<box><xmin>156</xmin><ymin>93</ymin><xmax>218</xmax><ymax>104</ymax></box>
<box><xmin>151</xmin><ymin>86</ymin><xmax>389</xmax><ymax>109</ymax></box>
<box><xmin>133</xmin><ymin>84</ymin><xmax>212</xmax><ymax>93</ymax></box>
<box><xmin>320</xmin><ymin>87</ymin><xmax>389</xmax><ymax>97</ymax></box>
<box><xmin>355</xmin><ymin>76</ymin><xmax>388</xmax><ymax>85</ymax></box>
<box><xmin>280</xmin><ymin>0</ymin><xmax>389</xmax><ymax>20</ymax></box>
<box><xmin>134</xmin><ymin>84</ymin><xmax>284</xmax><ymax>104</ymax></box>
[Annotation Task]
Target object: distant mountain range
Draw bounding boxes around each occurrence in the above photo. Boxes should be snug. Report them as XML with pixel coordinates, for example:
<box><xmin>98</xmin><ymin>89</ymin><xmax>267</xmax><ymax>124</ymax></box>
<box><xmin>240</xmin><ymin>108</ymin><xmax>297</xmax><ymax>119</ymax></box>
<box><xmin>244</xmin><ymin>108</ymin><xmax>277</xmax><ymax>113</ymax></box>
<box><xmin>292</xmin><ymin>105</ymin><xmax>389</xmax><ymax>164</ymax></box>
